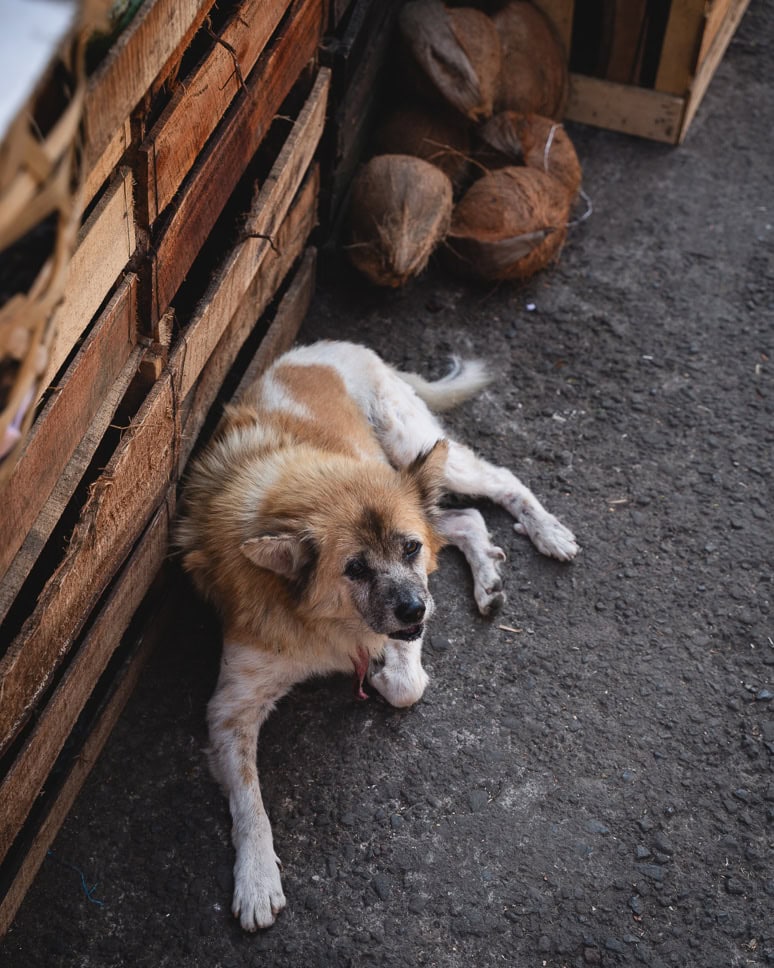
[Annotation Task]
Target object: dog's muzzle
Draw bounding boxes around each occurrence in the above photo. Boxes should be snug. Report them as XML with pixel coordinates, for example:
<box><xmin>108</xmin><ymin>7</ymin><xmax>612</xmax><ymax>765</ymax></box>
<box><xmin>389</xmin><ymin>623</ymin><xmax>424</xmax><ymax>642</ymax></box>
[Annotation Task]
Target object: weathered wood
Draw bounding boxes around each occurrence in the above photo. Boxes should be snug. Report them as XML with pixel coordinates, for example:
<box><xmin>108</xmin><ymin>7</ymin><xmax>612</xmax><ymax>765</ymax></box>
<box><xmin>0</xmin><ymin>498</ymin><xmax>172</xmax><ymax>867</ymax></box>
<box><xmin>83</xmin><ymin>0</ymin><xmax>214</xmax><ymax>170</ymax></box>
<box><xmin>137</xmin><ymin>0</ymin><xmax>293</xmax><ymax>224</ymax></box>
<box><xmin>680</xmin><ymin>0</ymin><xmax>750</xmax><ymax>142</ymax></box>
<box><xmin>565</xmin><ymin>72</ymin><xmax>685</xmax><ymax>144</ymax></box>
<box><xmin>0</xmin><ymin>274</ymin><xmax>137</xmax><ymax>587</ymax></box>
<box><xmin>654</xmin><ymin>0</ymin><xmax>705</xmax><ymax>95</ymax></box>
<box><xmin>0</xmin><ymin>504</ymin><xmax>173</xmax><ymax>938</ymax></box>
<box><xmin>150</xmin><ymin>0</ymin><xmax>324</xmax><ymax>321</ymax></box>
<box><xmin>83</xmin><ymin>117</ymin><xmax>132</xmax><ymax>208</ymax></box>
<box><xmin>174</xmin><ymin>69</ymin><xmax>328</xmax><ymax>401</ymax></box>
<box><xmin>44</xmin><ymin>168</ymin><xmax>136</xmax><ymax>388</ymax></box>
<box><xmin>233</xmin><ymin>247</ymin><xmax>317</xmax><ymax>402</ymax></box>
<box><xmin>0</xmin><ymin>165</ymin><xmax>320</xmax><ymax>758</ymax></box>
<box><xmin>179</xmin><ymin>172</ymin><xmax>320</xmax><ymax>469</ymax></box>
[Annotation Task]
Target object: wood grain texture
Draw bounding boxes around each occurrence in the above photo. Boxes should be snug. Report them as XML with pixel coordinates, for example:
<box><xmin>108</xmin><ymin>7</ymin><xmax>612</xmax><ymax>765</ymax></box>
<box><xmin>565</xmin><ymin>73</ymin><xmax>685</xmax><ymax>144</ymax></box>
<box><xmin>44</xmin><ymin>168</ymin><xmax>136</xmax><ymax>388</ymax></box>
<box><xmin>0</xmin><ymin>274</ymin><xmax>137</xmax><ymax>587</ymax></box>
<box><xmin>150</xmin><ymin>0</ymin><xmax>324</xmax><ymax>321</ymax></box>
<box><xmin>138</xmin><ymin>0</ymin><xmax>293</xmax><ymax>224</ymax></box>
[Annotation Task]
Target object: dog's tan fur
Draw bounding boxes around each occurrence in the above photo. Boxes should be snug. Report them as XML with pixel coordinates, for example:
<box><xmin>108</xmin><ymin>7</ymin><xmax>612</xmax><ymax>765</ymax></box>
<box><xmin>176</xmin><ymin>339</ymin><xmax>578</xmax><ymax>931</ymax></box>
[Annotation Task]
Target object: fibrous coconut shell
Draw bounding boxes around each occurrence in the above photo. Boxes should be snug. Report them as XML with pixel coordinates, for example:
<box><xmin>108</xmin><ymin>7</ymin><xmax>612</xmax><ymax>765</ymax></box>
<box><xmin>447</xmin><ymin>166</ymin><xmax>570</xmax><ymax>281</ymax></box>
<box><xmin>346</xmin><ymin>154</ymin><xmax>453</xmax><ymax>288</ymax></box>
<box><xmin>493</xmin><ymin>1</ymin><xmax>568</xmax><ymax>119</ymax></box>
<box><xmin>399</xmin><ymin>0</ymin><xmax>502</xmax><ymax>121</ymax></box>
<box><xmin>479</xmin><ymin>111</ymin><xmax>582</xmax><ymax>197</ymax></box>
<box><xmin>373</xmin><ymin>105</ymin><xmax>471</xmax><ymax>189</ymax></box>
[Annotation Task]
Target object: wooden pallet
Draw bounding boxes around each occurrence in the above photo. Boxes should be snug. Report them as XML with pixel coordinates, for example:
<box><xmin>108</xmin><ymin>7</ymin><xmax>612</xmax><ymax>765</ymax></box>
<box><xmin>536</xmin><ymin>0</ymin><xmax>751</xmax><ymax>144</ymax></box>
<box><xmin>0</xmin><ymin>0</ymin><xmax>328</xmax><ymax>931</ymax></box>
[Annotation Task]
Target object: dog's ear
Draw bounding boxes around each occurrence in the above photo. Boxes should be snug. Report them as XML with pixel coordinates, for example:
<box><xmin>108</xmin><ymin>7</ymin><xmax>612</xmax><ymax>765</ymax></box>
<box><xmin>241</xmin><ymin>534</ymin><xmax>311</xmax><ymax>577</ymax></box>
<box><xmin>404</xmin><ymin>439</ymin><xmax>449</xmax><ymax>514</ymax></box>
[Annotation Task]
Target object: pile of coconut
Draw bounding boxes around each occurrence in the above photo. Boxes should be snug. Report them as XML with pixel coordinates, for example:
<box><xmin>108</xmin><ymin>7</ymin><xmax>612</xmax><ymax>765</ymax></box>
<box><xmin>345</xmin><ymin>0</ymin><xmax>586</xmax><ymax>288</ymax></box>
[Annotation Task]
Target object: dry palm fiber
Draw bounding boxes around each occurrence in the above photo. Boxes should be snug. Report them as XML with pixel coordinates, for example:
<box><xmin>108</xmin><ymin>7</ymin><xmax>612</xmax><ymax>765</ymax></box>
<box><xmin>398</xmin><ymin>0</ymin><xmax>501</xmax><ymax>122</ymax></box>
<box><xmin>346</xmin><ymin>154</ymin><xmax>453</xmax><ymax>288</ymax></box>
<box><xmin>493</xmin><ymin>1</ymin><xmax>568</xmax><ymax>119</ymax></box>
<box><xmin>447</xmin><ymin>166</ymin><xmax>570</xmax><ymax>281</ymax></box>
<box><xmin>479</xmin><ymin>112</ymin><xmax>582</xmax><ymax>197</ymax></box>
<box><xmin>372</xmin><ymin>104</ymin><xmax>471</xmax><ymax>189</ymax></box>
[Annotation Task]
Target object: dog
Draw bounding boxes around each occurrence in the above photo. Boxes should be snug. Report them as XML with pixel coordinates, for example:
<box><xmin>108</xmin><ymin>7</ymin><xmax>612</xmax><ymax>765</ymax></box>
<box><xmin>176</xmin><ymin>339</ymin><xmax>577</xmax><ymax>931</ymax></box>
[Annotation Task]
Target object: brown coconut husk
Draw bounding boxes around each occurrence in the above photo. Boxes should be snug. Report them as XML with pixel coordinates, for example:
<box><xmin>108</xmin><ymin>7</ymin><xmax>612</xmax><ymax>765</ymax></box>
<box><xmin>346</xmin><ymin>154</ymin><xmax>453</xmax><ymax>288</ymax></box>
<box><xmin>398</xmin><ymin>0</ymin><xmax>502</xmax><ymax>121</ymax></box>
<box><xmin>447</xmin><ymin>166</ymin><xmax>570</xmax><ymax>281</ymax></box>
<box><xmin>478</xmin><ymin>112</ymin><xmax>582</xmax><ymax>198</ymax></box>
<box><xmin>373</xmin><ymin>105</ymin><xmax>472</xmax><ymax>189</ymax></box>
<box><xmin>493</xmin><ymin>1</ymin><xmax>568</xmax><ymax>119</ymax></box>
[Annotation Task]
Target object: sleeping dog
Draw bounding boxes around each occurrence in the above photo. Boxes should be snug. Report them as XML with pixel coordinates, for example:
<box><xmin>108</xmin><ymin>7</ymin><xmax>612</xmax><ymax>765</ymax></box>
<box><xmin>176</xmin><ymin>339</ymin><xmax>577</xmax><ymax>931</ymax></box>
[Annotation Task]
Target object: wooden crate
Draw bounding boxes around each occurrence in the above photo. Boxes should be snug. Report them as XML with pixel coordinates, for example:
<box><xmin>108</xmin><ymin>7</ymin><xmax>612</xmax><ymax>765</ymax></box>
<box><xmin>0</xmin><ymin>0</ymin><xmax>328</xmax><ymax>933</ymax></box>
<box><xmin>536</xmin><ymin>0</ymin><xmax>751</xmax><ymax>144</ymax></box>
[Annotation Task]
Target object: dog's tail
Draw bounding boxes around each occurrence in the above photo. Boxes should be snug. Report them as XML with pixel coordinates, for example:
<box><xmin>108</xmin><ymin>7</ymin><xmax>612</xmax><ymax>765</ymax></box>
<box><xmin>397</xmin><ymin>357</ymin><xmax>492</xmax><ymax>412</ymax></box>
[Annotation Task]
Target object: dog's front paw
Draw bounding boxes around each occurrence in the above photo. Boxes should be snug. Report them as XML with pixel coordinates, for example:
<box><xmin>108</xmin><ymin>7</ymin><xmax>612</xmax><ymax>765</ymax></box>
<box><xmin>519</xmin><ymin>513</ymin><xmax>578</xmax><ymax>561</ymax></box>
<box><xmin>473</xmin><ymin>545</ymin><xmax>507</xmax><ymax>616</ymax></box>
<box><xmin>369</xmin><ymin>641</ymin><xmax>429</xmax><ymax>708</ymax></box>
<box><xmin>232</xmin><ymin>849</ymin><xmax>286</xmax><ymax>931</ymax></box>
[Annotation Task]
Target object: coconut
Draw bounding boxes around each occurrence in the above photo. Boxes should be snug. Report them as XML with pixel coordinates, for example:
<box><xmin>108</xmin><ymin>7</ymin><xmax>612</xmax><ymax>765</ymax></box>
<box><xmin>346</xmin><ymin>154</ymin><xmax>453</xmax><ymax>288</ymax></box>
<box><xmin>493</xmin><ymin>1</ymin><xmax>568</xmax><ymax>119</ymax></box>
<box><xmin>446</xmin><ymin>166</ymin><xmax>570</xmax><ymax>281</ymax></box>
<box><xmin>373</xmin><ymin>105</ymin><xmax>471</xmax><ymax>189</ymax></box>
<box><xmin>398</xmin><ymin>0</ymin><xmax>502</xmax><ymax>121</ymax></box>
<box><xmin>479</xmin><ymin>112</ymin><xmax>582</xmax><ymax>197</ymax></box>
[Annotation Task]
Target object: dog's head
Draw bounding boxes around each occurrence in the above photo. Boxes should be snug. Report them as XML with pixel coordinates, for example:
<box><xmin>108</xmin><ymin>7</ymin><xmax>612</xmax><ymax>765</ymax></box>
<box><xmin>239</xmin><ymin>440</ymin><xmax>449</xmax><ymax>639</ymax></box>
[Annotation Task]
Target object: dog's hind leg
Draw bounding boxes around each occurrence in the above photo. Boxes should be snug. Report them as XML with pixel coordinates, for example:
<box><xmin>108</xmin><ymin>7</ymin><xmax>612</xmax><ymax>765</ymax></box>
<box><xmin>207</xmin><ymin>643</ymin><xmax>297</xmax><ymax>931</ymax></box>
<box><xmin>437</xmin><ymin>508</ymin><xmax>507</xmax><ymax>615</ymax></box>
<box><xmin>442</xmin><ymin>441</ymin><xmax>578</xmax><ymax>560</ymax></box>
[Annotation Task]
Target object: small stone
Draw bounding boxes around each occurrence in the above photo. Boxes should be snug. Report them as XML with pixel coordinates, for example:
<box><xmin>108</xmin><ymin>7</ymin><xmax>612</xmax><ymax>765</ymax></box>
<box><xmin>390</xmin><ymin>814</ymin><xmax>405</xmax><ymax>831</ymax></box>
<box><xmin>636</xmin><ymin>863</ymin><xmax>665</xmax><ymax>883</ymax></box>
<box><xmin>408</xmin><ymin>894</ymin><xmax>427</xmax><ymax>914</ymax></box>
<box><xmin>757</xmin><ymin>689</ymin><xmax>773</xmax><ymax>701</ymax></box>
<box><xmin>636</xmin><ymin>845</ymin><xmax>652</xmax><ymax>860</ymax></box>
<box><xmin>605</xmin><ymin>938</ymin><xmax>625</xmax><ymax>953</ymax></box>
<box><xmin>652</xmin><ymin>833</ymin><xmax>674</xmax><ymax>855</ymax></box>
<box><xmin>538</xmin><ymin>935</ymin><xmax>551</xmax><ymax>952</ymax></box>
<box><xmin>468</xmin><ymin>790</ymin><xmax>489</xmax><ymax>811</ymax></box>
<box><xmin>725</xmin><ymin>878</ymin><xmax>745</xmax><ymax>896</ymax></box>
<box><xmin>733</xmin><ymin>788</ymin><xmax>751</xmax><ymax>803</ymax></box>
<box><xmin>583</xmin><ymin>947</ymin><xmax>601</xmax><ymax>965</ymax></box>
<box><xmin>587</xmin><ymin>819</ymin><xmax>610</xmax><ymax>835</ymax></box>
<box><xmin>372</xmin><ymin>873</ymin><xmax>392</xmax><ymax>901</ymax></box>
<box><xmin>637</xmin><ymin>817</ymin><xmax>656</xmax><ymax>832</ymax></box>
<box><xmin>428</xmin><ymin>635</ymin><xmax>451</xmax><ymax>653</ymax></box>
<box><xmin>630</xmin><ymin>895</ymin><xmax>644</xmax><ymax>915</ymax></box>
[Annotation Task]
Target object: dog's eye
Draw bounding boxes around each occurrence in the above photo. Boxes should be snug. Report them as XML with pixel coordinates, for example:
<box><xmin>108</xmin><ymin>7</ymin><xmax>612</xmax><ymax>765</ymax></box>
<box><xmin>403</xmin><ymin>539</ymin><xmax>422</xmax><ymax>559</ymax></box>
<box><xmin>344</xmin><ymin>557</ymin><xmax>370</xmax><ymax>580</ymax></box>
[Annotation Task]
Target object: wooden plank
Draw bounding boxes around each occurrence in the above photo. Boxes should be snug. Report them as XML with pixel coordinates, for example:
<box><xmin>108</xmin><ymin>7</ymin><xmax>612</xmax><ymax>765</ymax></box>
<box><xmin>698</xmin><ymin>0</ymin><xmax>736</xmax><ymax>67</ymax></box>
<box><xmin>0</xmin><ymin>165</ymin><xmax>320</xmax><ymax>759</ymax></box>
<box><xmin>44</xmin><ymin>168</ymin><xmax>136</xmax><ymax>388</ymax></box>
<box><xmin>138</xmin><ymin>0</ymin><xmax>292</xmax><ymax>224</ymax></box>
<box><xmin>565</xmin><ymin>72</ymin><xmax>685</xmax><ymax>144</ymax></box>
<box><xmin>0</xmin><ymin>500</ymin><xmax>172</xmax><ymax>868</ymax></box>
<box><xmin>83</xmin><ymin>0</ymin><xmax>213</xmax><ymax>170</ymax></box>
<box><xmin>173</xmin><ymin>68</ymin><xmax>328</xmax><ymax>401</ymax></box>
<box><xmin>0</xmin><ymin>346</ymin><xmax>143</xmax><ymax>628</ymax></box>
<box><xmin>151</xmin><ymin>0</ymin><xmax>324</xmax><ymax>321</ymax></box>
<box><xmin>0</xmin><ymin>511</ymin><xmax>173</xmax><ymax>938</ymax></box>
<box><xmin>0</xmin><ymin>275</ymin><xmax>137</xmax><ymax>587</ymax></box>
<box><xmin>233</xmin><ymin>247</ymin><xmax>316</xmax><ymax>402</ymax></box>
<box><xmin>680</xmin><ymin>0</ymin><xmax>751</xmax><ymax>142</ymax></box>
<box><xmin>179</xmin><ymin>172</ymin><xmax>320</xmax><ymax>469</ymax></box>
<box><xmin>83</xmin><ymin>117</ymin><xmax>132</xmax><ymax>208</ymax></box>
<box><xmin>654</xmin><ymin>0</ymin><xmax>705</xmax><ymax>95</ymax></box>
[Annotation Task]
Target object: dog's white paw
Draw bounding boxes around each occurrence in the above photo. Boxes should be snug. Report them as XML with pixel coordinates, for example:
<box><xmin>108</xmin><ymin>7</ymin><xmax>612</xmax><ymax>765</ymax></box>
<box><xmin>232</xmin><ymin>847</ymin><xmax>286</xmax><ymax>931</ymax></box>
<box><xmin>472</xmin><ymin>545</ymin><xmax>507</xmax><ymax>616</ymax></box>
<box><xmin>518</xmin><ymin>513</ymin><xmax>578</xmax><ymax>561</ymax></box>
<box><xmin>369</xmin><ymin>642</ymin><xmax>429</xmax><ymax>708</ymax></box>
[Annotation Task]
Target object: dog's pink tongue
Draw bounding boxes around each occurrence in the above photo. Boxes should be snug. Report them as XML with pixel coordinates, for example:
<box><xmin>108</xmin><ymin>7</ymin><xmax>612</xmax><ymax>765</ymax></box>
<box><xmin>352</xmin><ymin>645</ymin><xmax>370</xmax><ymax>701</ymax></box>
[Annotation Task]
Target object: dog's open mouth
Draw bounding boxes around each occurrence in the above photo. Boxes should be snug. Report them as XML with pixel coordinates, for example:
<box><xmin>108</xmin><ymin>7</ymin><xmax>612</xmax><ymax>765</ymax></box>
<box><xmin>389</xmin><ymin>623</ymin><xmax>424</xmax><ymax>642</ymax></box>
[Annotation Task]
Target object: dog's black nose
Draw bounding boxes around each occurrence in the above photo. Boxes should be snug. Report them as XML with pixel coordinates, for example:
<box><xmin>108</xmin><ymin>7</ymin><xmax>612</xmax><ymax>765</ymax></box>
<box><xmin>394</xmin><ymin>594</ymin><xmax>426</xmax><ymax>626</ymax></box>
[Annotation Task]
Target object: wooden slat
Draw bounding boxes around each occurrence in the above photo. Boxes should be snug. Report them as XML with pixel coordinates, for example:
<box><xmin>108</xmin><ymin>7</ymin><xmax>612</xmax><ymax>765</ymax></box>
<box><xmin>83</xmin><ymin>117</ymin><xmax>132</xmax><ymax>208</ymax></box>
<box><xmin>0</xmin><ymin>504</ymin><xmax>173</xmax><ymax>938</ymax></box>
<box><xmin>0</xmin><ymin>274</ymin><xmax>137</xmax><ymax>586</ymax></box>
<box><xmin>698</xmin><ymin>0</ymin><xmax>736</xmax><ymax>67</ymax></box>
<box><xmin>680</xmin><ymin>0</ymin><xmax>750</xmax><ymax>142</ymax></box>
<box><xmin>654</xmin><ymin>0</ymin><xmax>706</xmax><ymax>94</ymax></box>
<box><xmin>150</xmin><ymin>0</ymin><xmax>324</xmax><ymax>321</ymax></box>
<box><xmin>0</xmin><ymin>499</ymin><xmax>173</xmax><ymax>867</ymax></box>
<box><xmin>173</xmin><ymin>67</ymin><xmax>328</xmax><ymax>402</ymax></box>
<box><xmin>0</xmin><ymin>165</ymin><xmax>320</xmax><ymax>758</ymax></box>
<box><xmin>83</xmin><ymin>0</ymin><xmax>214</xmax><ymax>170</ymax></box>
<box><xmin>565</xmin><ymin>72</ymin><xmax>685</xmax><ymax>144</ymax></box>
<box><xmin>44</xmin><ymin>168</ymin><xmax>136</xmax><ymax>389</ymax></box>
<box><xmin>138</xmin><ymin>0</ymin><xmax>293</xmax><ymax>224</ymax></box>
<box><xmin>179</xmin><ymin>173</ymin><xmax>319</xmax><ymax>469</ymax></box>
